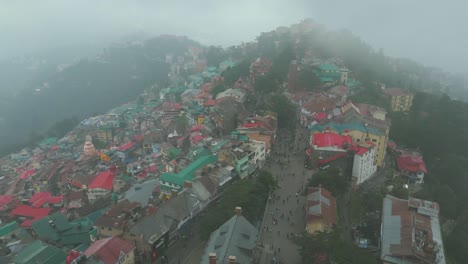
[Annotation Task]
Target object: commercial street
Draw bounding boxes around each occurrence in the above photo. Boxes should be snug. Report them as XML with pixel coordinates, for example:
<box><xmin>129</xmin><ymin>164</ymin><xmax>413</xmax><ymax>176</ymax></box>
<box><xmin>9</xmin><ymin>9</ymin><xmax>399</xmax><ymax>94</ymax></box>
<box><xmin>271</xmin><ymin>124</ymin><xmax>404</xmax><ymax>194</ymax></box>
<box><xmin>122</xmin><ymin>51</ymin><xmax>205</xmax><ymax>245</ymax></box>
<box><xmin>256</xmin><ymin>124</ymin><xmax>312</xmax><ymax>264</ymax></box>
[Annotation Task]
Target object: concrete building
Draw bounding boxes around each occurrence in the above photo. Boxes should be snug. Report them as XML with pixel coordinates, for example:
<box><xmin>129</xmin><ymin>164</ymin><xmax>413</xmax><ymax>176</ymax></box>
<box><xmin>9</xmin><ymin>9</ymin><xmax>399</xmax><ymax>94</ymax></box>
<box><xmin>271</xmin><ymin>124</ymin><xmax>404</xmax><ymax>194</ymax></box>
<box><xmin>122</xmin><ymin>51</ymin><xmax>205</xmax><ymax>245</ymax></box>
<box><xmin>352</xmin><ymin>142</ymin><xmax>377</xmax><ymax>186</ymax></box>
<box><xmin>381</xmin><ymin>195</ymin><xmax>446</xmax><ymax>264</ymax></box>
<box><xmin>383</xmin><ymin>87</ymin><xmax>414</xmax><ymax>112</ymax></box>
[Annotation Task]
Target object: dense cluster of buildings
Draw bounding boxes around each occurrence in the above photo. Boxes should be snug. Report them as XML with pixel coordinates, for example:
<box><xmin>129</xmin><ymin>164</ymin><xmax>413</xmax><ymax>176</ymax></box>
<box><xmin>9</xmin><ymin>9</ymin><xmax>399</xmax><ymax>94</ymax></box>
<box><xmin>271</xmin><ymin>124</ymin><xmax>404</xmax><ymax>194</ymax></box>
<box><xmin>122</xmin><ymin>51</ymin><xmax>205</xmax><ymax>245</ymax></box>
<box><xmin>0</xmin><ymin>43</ymin><xmax>277</xmax><ymax>263</ymax></box>
<box><xmin>281</xmin><ymin>25</ymin><xmax>443</xmax><ymax>262</ymax></box>
<box><xmin>0</xmin><ymin>19</ymin><xmax>444</xmax><ymax>264</ymax></box>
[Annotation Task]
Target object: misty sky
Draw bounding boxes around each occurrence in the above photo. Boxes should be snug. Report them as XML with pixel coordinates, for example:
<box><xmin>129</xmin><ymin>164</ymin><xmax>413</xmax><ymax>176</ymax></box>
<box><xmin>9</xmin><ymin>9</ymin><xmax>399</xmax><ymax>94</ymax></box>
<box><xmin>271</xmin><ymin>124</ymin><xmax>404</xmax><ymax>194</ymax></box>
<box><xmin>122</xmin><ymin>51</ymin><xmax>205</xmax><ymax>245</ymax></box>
<box><xmin>1</xmin><ymin>0</ymin><xmax>467</xmax><ymax>73</ymax></box>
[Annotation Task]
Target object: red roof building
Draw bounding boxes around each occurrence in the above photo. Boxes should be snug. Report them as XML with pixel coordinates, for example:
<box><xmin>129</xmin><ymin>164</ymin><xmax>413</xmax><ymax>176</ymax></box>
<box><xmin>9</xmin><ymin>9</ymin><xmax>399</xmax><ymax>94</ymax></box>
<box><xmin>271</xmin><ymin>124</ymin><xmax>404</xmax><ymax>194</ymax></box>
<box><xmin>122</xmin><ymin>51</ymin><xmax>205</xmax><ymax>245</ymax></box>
<box><xmin>0</xmin><ymin>195</ymin><xmax>15</xmax><ymax>211</ymax></box>
<box><xmin>117</xmin><ymin>142</ymin><xmax>134</xmax><ymax>152</ymax></box>
<box><xmin>306</xmin><ymin>186</ymin><xmax>337</xmax><ymax>234</ymax></box>
<box><xmin>89</xmin><ymin>171</ymin><xmax>115</xmax><ymax>191</ymax></box>
<box><xmin>10</xmin><ymin>205</ymin><xmax>51</xmax><ymax>227</ymax></box>
<box><xmin>312</xmin><ymin>132</ymin><xmax>353</xmax><ymax>149</ymax></box>
<box><xmin>28</xmin><ymin>192</ymin><xmax>65</xmax><ymax>208</ymax></box>
<box><xmin>396</xmin><ymin>153</ymin><xmax>427</xmax><ymax>184</ymax></box>
<box><xmin>84</xmin><ymin>236</ymin><xmax>135</xmax><ymax>264</ymax></box>
<box><xmin>19</xmin><ymin>169</ymin><xmax>36</xmax><ymax>180</ymax></box>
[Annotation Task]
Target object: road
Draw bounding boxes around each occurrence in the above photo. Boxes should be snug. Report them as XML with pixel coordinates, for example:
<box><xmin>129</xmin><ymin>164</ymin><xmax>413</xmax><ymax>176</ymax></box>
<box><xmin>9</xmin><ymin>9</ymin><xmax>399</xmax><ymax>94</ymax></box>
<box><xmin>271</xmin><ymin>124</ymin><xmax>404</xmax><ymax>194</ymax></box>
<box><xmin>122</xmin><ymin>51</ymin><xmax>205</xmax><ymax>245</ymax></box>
<box><xmin>255</xmin><ymin>125</ymin><xmax>312</xmax><ymax>264</ymax></box>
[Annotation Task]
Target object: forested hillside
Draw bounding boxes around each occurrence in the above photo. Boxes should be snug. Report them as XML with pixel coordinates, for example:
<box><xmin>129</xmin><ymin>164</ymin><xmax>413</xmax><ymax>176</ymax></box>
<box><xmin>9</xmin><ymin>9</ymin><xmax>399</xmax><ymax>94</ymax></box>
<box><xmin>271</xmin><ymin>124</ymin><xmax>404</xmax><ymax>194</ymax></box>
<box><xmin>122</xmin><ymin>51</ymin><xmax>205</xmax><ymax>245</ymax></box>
<box><xmin>0</xmin><ymin>36</ymin><xmax>200</xmax><ymax>155</ymax></box>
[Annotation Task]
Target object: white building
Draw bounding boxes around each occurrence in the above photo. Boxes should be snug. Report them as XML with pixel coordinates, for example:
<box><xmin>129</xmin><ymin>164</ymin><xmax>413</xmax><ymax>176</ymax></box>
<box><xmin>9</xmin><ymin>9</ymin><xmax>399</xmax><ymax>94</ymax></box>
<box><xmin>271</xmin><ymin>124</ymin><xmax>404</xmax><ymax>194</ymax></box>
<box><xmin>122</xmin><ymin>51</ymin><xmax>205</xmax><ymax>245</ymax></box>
<box><xmin>352</xmin><ymin>142</ymin><xmax>377</xmax><ymax>186</ymax></box>
<box><xmin>244</xmin><ymin>140</ymin><xmax>266</xmax><ymax>169</ymax></box>
<box><xmin>215</xmin><ymin>88</ymin><xmax>246</xmax><ymax>103</ymax></box>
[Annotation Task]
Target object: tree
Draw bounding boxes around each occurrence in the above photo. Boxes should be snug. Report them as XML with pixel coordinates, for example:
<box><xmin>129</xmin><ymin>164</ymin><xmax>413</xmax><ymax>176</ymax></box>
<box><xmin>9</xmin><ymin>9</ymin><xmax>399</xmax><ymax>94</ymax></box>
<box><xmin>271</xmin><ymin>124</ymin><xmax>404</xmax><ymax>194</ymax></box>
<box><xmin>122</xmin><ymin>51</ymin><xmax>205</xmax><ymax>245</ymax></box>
<box><xmin>308</xmin><ymin>168</ymin><xmax>349</xmax><ymax>197</ymax></box>
<box><xmin>199</xmin><ymin>172</ymin><xmax>273</xmax><ymax>239</ymax></box>
<box><xmin>206</xmin><ymin>46</ymin><xmax>225</xmax><ymax>67</ymax></box>
<box><xmin>221</xmin><ymin>60</ymin><xmax>250</xmax><ymax>85</ymax></box>
<box><xmin>297</xmin><ymin>66</ymin><xmax>321</xmax><ymax>90</ymax></box>
<box><xmin>254</xmin><ymin>74</ymin><xmax>279</xmax><ymax>94</ymax></box>
<box><xmin>264</xmin><ymin>94</ymin><xmax>296</xmax><ymax>129</ymax></box>
<box><xmin>211</xmin><ymin>84</ymin><xmax>227</xmax><ymax>98</ymax></box>
<box><xmin>294</xmin><ymin>230</ymin><xmax>379</xmax><ymax>264</ymax></box>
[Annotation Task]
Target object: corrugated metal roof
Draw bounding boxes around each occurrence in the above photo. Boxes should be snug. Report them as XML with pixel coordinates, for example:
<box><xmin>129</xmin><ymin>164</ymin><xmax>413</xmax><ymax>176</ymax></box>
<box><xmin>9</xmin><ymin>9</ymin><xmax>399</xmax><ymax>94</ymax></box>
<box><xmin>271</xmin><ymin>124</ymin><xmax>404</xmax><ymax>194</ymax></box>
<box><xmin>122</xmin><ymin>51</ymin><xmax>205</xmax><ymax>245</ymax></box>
<box><xmin>381</xmin><ymin>195</ymin><xmax>446</xmax><ymax>264</ymax></box>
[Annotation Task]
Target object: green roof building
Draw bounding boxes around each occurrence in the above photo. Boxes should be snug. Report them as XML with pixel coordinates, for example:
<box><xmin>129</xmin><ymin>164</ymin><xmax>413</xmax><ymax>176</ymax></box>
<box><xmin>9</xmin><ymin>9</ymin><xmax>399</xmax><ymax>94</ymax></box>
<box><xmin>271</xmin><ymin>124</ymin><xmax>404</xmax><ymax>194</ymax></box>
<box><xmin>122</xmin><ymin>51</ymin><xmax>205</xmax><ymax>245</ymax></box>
<box><xmin>168</xmin><ymin>147</ymin><xmax>182</xmax><ymax>160</ymax></box>
<box><xmin>32</xmin><ymin>213</ymin><xmax>96</xmax><ymax>248</ymax></box>
<box><xmin>13</xmin><ymin>240</ymin><xmax>67</xmax><ymax>264</ymax></box>
<box><xmin>313</xmin><ymin>63</ymin><xmax>348</xmax><ymax>84</ymax></box>
<box><xmin>201</xmin><ymin>208</ymin><xmax>258</xmax><ymax>264</ymax></box>
<box><xmin>160</xmin><ymin>155</ymin><xmax>217</xmax><ymax>194</ymax></box>
<box><xmin>0</xmin><ymin>221</ymin><xmax>19</xmax><ymax>238</ymax></box>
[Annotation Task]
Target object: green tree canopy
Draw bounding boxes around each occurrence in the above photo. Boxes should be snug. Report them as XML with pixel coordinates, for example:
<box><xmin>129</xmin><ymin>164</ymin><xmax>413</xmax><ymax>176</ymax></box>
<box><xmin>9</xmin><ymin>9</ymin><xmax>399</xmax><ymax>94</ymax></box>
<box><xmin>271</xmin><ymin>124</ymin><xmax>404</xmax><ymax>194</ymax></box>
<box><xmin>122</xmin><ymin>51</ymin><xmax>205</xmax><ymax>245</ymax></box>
<box><xmin>297</xmin><ymin>66</ymin><xmax>321</xmax><ymax>90</ymax></box>
<box><xmin>308</xmin><ymin>168</ymin><xmax>349</xmax><ymax>197</ymax></box>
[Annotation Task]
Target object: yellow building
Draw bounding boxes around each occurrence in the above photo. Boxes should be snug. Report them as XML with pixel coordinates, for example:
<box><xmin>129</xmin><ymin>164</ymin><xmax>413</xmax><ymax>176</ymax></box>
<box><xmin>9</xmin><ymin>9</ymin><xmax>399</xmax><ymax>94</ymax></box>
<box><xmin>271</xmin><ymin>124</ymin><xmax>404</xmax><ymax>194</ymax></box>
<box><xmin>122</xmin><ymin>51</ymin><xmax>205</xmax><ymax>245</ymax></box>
<box><xmin>96</xmin><ymin>127</ymin><xmax>114</xmax><ymax>143</ymax></box>
<box><xmin>383</xmin><ymin>88</ymin><xmax>414</xmax><ymax>112</ymax></box>
<box><xmin>306</xmin><ymin>186</ymin><xmax>337</xmax><ymax>234</ymax></box>
<box><xmin>311</xmin><ymin>103</ymin><xmax>391</xmax><ymax>167</ymax></box>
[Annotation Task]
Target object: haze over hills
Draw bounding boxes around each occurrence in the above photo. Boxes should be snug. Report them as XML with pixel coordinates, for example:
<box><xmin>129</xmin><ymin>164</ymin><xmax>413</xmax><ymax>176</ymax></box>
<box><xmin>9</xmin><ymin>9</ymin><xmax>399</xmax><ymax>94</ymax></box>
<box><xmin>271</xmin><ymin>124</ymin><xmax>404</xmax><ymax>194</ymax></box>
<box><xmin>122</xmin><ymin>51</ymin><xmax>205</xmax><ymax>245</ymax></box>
<box><xmin>2</xmin><ymin>20</ymin><xmax>468</xmax><ymax>155</ymax></box>
<box><xmin>0</xmin><ymin>36</ymin><xmax>201</xmax><ymax>153</ymax></box>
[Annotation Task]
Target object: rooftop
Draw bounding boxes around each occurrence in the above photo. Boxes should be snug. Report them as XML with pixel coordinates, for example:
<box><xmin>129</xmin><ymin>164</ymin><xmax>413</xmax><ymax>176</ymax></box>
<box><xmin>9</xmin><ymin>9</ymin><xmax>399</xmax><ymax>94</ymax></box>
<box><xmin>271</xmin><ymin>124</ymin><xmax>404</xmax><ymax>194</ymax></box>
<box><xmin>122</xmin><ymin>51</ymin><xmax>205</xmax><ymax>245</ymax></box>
<box><xmin>84</xmin><ymin>236</ymin><xmax>135</xmax><ymax>264</ymax></box>
<box><xmin>306</xmin><ymin>187</ymin><xmax>337</xmax><ymax>227</ymax></box>
<box><xmin>122</xmin><ymin>179</ymin><xmax>160</xmax><ymax>207</ymax></box>
<box><xmin>397</xmin><ymin>154</ymin><xmax>428</xmax><ymax>173</ymax></box>
<box><xmin>89</xmin><ymin>171</ymin><xmax>115</xmax><ymax>190</ymax></box>
<box><xmin>201</xmin><ymin>210</ymin><xmax>258</xmax><ymax>264</ymax></box>
<box><xmin>10</xmin><ymin>205</ymin><xmax>51</xmax><ymax>227</ymax></box>
<box><xmin>381</xmin><ymin>195</ymin><xmax>445</xmax><ymax>264</ymax></box>
<box><xmin>32</xmin><ymin>213</ymin><xmax>94</xmax><ymax>247</ymax></box>
<box><xmin>312</xmin><ymin>132</ymin><xmax>353</xmax><ymax>149</ymax></box>
<box><xmin>96</xmin><ymin>199</ymin><xmax>141</xmax><ymax>229</ymax></box>
<box><xmin>13</xmin><ymin>240</ymin><xmax>67</xmax><ymax>264</ymax></box>
<box><xmin>160</xmin><ymin>155</ymin><xmax>218</xmax><ymax>186</ymax></box>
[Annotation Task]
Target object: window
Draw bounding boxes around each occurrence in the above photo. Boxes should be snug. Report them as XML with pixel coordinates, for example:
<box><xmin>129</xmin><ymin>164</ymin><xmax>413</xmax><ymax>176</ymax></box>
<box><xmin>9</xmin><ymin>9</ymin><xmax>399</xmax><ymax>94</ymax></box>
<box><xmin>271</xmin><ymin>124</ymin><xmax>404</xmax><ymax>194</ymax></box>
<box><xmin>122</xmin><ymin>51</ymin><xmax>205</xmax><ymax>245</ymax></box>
<box><xmin>372</xmin><ymin>139</ymin><xmax>377</xmax><ymax>143</ymax></box>
<box><xmin>108</xmin><ymin>228</ymin><xmax>112</xmax><ymax>231</ymax></box>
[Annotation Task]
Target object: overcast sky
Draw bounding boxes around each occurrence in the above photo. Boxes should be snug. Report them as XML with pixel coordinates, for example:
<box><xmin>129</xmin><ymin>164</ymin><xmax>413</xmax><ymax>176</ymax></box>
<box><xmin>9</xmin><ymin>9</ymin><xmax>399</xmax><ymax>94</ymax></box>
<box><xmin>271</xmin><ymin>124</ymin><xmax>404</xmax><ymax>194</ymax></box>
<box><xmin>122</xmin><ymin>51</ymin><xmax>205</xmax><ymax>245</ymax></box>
<box><xmin>1</xmin><ymin>0</ymin><xmax>467</xmax><ymax>72</ymax></box>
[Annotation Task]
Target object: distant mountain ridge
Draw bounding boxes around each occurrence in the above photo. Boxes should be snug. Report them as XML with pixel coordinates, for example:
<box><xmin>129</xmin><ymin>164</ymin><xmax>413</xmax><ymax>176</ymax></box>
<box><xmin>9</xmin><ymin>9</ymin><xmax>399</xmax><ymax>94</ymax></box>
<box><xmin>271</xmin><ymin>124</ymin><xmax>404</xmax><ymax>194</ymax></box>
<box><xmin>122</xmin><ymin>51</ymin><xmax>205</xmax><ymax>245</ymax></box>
<box><xmin>0</xmin><ymin>35</ymin><xmax>201</xmax><ymax>152</ymax></box>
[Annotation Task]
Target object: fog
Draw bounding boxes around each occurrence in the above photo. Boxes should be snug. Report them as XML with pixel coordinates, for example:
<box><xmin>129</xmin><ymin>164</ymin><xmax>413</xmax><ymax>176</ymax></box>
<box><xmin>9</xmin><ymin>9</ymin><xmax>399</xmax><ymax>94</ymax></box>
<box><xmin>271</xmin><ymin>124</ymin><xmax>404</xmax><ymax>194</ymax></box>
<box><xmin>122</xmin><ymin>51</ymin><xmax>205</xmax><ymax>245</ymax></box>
<box><xmin>1</xmin><ymin>0</ymin><xmax>467</xmax><ymax>72</ymax></box>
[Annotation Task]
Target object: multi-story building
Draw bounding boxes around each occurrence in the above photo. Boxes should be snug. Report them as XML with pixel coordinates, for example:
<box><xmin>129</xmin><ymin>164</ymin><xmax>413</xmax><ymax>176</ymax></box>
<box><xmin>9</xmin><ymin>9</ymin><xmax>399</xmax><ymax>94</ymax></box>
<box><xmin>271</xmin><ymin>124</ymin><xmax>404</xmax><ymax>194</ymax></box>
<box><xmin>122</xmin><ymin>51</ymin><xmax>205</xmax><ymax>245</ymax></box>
<box><xmin>311</xmin><ymin>103</ymin><xmax>391</xmax><ymax>167</ymax></box>
<box><xmin>313</xmin><ymin>63</ymin><xmax>348</xmax><ymax>84</ymax></box>
<box><xmin>352</xmin><ymin>142</ymin><xmax>377</xmax><ymax>186</ymax></box>
<box><xmin>381</xmin><ymin>195</ymin><xmax>446</xmax><ymax>264</ymax></box>
<box><xmin>383</xmin><ymin>87</ymin><xmax>414</xmax><ymax>112</ymax></box>
<box><xmin>309</xmin><ymin>132</ymin><xmax>377</xmax><ymax>186</ymax></box>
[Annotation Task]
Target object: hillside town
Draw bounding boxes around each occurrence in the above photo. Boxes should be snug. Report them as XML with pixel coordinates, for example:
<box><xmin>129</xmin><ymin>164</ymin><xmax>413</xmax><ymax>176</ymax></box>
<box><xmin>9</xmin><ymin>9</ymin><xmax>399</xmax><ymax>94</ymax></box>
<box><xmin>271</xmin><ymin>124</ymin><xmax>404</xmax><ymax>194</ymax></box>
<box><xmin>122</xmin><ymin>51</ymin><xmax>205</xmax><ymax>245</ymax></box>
<box><xmin>0</xmin><ymin>20</ymin><xmax>445</xmax><ymax>264</ymax></box>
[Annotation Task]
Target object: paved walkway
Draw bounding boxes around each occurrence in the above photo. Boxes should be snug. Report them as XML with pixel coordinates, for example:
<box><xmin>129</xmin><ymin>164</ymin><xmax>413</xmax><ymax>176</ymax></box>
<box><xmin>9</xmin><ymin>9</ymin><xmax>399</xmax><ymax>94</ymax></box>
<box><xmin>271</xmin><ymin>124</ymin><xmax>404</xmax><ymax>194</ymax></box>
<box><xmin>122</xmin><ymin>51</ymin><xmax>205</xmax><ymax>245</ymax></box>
<box><xmin>256</xmin><ymin>126</ymin><xmax>312</xmax><ymax>264</ymax></box>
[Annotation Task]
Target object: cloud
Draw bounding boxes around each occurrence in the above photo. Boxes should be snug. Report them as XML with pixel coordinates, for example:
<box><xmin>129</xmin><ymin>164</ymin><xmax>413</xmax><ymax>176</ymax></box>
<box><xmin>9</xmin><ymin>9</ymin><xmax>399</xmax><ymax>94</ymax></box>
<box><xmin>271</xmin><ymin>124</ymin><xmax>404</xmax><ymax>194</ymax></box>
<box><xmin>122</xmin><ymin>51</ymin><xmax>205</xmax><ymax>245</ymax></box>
<box><xmin>0</xmin><ymin>0</ymin><xmax>466</xmax><ymax>72</ymax></box>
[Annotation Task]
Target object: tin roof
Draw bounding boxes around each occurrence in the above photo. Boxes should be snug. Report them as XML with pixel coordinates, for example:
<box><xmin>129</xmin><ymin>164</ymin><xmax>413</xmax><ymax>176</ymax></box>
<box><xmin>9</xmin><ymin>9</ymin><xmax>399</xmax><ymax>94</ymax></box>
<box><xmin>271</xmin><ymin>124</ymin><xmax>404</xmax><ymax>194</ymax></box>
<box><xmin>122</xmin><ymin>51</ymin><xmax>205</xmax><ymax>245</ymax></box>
<box><xmin>381</xmin><ymin>195</ymin><xmax>446</xmax><ymax>264</ymax></box>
